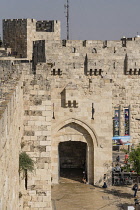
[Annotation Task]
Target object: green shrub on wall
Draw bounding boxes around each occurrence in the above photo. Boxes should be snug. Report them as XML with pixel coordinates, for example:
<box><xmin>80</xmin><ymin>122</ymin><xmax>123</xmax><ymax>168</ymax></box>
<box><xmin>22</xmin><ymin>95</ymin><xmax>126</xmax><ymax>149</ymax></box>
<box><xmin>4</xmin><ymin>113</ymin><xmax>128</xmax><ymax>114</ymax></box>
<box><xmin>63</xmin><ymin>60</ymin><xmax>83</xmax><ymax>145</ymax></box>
<box><xmin>19</xmin><ymin>152</ymin><xmax>34</xmax><ymax>189</ymax></box>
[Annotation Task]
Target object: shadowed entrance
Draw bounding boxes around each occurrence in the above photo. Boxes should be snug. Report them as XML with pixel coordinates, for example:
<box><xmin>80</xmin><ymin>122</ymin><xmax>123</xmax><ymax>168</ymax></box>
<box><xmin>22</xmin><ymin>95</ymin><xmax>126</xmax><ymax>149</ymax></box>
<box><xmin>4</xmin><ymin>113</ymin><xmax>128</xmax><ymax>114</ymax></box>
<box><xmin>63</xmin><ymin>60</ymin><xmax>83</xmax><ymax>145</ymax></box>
<box><xmin>59</xmin><ymin>141</ymin><xmax>87</xmax><ymax>183</ymax></box>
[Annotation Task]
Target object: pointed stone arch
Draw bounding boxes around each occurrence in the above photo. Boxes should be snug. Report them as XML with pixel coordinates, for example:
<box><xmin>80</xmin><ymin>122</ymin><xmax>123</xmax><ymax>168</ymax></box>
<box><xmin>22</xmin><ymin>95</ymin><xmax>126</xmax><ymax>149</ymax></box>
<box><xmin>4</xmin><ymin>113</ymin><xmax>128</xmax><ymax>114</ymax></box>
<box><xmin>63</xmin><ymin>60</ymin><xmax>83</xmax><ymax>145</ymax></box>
<box><xmin>51</xmin><ymin>118</ymin><xmax>98</xmax><ymax>184</ymax></box>
<box><xmin>52</xmin><ymin>118</ymin><xmax>98</xmax><ymax>147</ymax></box>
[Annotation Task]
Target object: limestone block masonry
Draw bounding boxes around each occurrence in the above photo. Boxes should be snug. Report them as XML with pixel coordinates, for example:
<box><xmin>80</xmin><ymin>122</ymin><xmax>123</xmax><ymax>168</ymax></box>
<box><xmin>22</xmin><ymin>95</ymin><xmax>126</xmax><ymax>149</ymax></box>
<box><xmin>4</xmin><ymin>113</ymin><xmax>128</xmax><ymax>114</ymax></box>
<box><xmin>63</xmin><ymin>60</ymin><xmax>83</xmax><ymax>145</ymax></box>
<box><xmin>0</xmin><ymin>76</ymin><xmax>23</xmax><ymax>210</ymax></box>
<box><xmin>0</xmin><ymin>18</ymin><xmax>140</xmax><ymax>209</ymax></box>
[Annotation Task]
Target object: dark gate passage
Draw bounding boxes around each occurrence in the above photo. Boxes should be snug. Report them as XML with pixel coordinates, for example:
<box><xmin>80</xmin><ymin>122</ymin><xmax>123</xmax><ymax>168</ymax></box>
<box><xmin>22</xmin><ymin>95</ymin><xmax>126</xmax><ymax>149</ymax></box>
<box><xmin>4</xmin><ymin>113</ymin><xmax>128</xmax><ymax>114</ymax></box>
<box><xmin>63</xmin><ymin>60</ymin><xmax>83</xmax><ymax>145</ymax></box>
<box><xmin>59</xmin><ymin>141</ymin><xmax>87</xmax><ymax>182</ymax></box>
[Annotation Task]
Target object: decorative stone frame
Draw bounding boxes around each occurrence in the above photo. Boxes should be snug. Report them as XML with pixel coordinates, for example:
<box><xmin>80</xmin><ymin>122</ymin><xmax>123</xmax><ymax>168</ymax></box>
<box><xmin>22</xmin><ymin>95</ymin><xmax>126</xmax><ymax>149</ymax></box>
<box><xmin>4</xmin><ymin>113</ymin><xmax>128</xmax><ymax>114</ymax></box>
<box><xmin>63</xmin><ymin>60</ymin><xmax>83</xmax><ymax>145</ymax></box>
<box><xmin>51</xmin><ymin>118</ymin><xmax>98</xmax><ymax>184</ymax></box>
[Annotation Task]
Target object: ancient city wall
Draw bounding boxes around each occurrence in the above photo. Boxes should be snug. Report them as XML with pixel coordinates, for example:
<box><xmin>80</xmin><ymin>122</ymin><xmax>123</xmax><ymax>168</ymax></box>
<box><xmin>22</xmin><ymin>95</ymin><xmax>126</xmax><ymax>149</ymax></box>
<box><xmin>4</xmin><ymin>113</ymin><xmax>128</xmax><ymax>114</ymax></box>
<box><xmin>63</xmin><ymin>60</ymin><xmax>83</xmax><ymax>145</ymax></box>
<box><xmin>21</xmin><ymin>64</ymin><xmax>52</xmax><ymax>209</ymax></box>
<box><xmin>0</xmin><ymin>75</ymin><xmax>23</xmax><ymax>210</ymax></box>
<box><xmin>44</xmin><ymin>38</ymin><xmax>140</xmax><ymax>147</ymax></box>
<box><xmin>1</xmin><ymin>17</ymin><xmax>140</xmax><ymax>209</ymax></box>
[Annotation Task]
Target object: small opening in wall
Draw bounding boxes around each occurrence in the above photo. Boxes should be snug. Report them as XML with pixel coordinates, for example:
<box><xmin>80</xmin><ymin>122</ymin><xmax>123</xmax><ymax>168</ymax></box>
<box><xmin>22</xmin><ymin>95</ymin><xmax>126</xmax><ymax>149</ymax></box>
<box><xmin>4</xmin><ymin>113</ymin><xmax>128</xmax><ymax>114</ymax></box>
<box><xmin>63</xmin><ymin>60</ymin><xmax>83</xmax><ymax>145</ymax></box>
<box><xmin>129</xmin><ymin>69</ymin><xmax>132</xmax><ymax>75</ymax></box>
<box><xmin>99</xmin><ymin>69</ymin><xmax>102</xmax><ymax>75</ymax></box>
<box><xmin>94</xmin><ymin>69</ymin><xmax>97</xmax><ymax>76</ymax></box>
<box><xmin>83</xmin><ymin>40</ymin><xmax>86</xmax><ymax>47</ymax></box>
<box><xmin>68</xmin><ymin>101</ymin><xmax>71</xmax><ymax>107</ymax></box>
<box><xmin>139</xmin><ymin>69</ymin><xmax>140</xmax><ymax>75</ymax></box>
<box><xmin>92</xmin><ymin>48</ymin><xmax>97</xmax><ymax>53</ymax></box>
<box><xmin>134</xmin><ymin>69</ymin><xmax>137</xmax><ymax>75</ymax></box>
<box><xmin>53</xmin><ymin>69</ymin><xmax>55</xmax><ymax>75</ymax></box>
<box><xmin>72</xmin><ymin>47</ymin><xmax>76</xmax><ymax>53</ymax></box>
<box><xmin>90</xmin><ymin>69</ymin><xmax>92</xmax><ymax>76</ymax></box>
<box><xmin>73</xmin><ymin>100</ymin><xmax>77</xmax><ymax>108</ymax></box>
<box><xmin>114</xmin><ymin>62</ymin><xmax>115</xmax><ymax>69</ymax></box>
<box><xmin>58</xmin><ymin>69</ymin><xmax>62</xmax><ymax>75</ymax></box>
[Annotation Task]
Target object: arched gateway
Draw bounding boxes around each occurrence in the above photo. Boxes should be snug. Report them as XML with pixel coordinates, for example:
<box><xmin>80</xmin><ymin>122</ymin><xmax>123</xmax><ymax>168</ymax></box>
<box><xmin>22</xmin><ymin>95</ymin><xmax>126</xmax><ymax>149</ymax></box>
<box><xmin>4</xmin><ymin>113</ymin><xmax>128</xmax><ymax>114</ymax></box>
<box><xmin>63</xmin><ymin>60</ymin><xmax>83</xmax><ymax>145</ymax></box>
<box><xmin>51</xmin><ymin>118</ymin><xmax>98</xmax><ymax>184</ymax></box>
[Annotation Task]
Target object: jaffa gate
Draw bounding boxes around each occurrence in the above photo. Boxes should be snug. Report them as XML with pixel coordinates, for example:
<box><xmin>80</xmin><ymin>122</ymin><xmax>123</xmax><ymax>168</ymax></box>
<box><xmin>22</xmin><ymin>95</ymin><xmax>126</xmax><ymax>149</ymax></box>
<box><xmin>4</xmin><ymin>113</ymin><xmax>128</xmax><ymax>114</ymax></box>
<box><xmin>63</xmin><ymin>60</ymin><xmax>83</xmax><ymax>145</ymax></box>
<box><xmin>0</xmin><ymin>18</ymin><xmax>139</xmax><ymax>209</ymax></box>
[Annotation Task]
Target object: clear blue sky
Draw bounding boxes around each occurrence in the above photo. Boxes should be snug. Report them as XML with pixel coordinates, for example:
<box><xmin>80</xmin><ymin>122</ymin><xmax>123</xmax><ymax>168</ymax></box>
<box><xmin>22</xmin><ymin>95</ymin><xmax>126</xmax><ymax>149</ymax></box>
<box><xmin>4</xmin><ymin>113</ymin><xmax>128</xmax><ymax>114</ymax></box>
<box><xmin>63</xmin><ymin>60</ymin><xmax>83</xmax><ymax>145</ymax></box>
<box><xmin>0</xmin><ymin>0</ymin><xmax>140</xmax><ymax>40</ymax></box>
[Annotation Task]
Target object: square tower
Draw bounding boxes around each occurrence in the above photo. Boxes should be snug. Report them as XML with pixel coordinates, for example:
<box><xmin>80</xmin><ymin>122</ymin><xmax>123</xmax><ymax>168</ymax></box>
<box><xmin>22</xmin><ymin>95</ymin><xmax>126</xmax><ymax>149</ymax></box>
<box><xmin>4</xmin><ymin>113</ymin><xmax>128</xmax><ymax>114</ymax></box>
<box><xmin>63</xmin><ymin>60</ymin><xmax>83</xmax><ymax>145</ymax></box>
<box><xmin>3</xmin><ymin>19</ymin><xmax>61</xmax><ymax>59</ymax></box>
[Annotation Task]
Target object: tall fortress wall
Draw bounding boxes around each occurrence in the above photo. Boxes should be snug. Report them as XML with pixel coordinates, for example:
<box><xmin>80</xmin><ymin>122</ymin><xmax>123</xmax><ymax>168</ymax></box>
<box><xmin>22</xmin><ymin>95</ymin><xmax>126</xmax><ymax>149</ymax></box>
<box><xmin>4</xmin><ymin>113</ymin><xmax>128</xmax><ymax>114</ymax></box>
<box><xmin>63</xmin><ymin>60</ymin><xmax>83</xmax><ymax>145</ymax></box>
<box><xmin>0</xmin><ymin>18</ymin><xmax>140</xmax><ymax>209</ymax></box>
<box><xmin>0</xmin><ymin>63</ymin><xmax>24</xmax><ymax>209</ymax></box>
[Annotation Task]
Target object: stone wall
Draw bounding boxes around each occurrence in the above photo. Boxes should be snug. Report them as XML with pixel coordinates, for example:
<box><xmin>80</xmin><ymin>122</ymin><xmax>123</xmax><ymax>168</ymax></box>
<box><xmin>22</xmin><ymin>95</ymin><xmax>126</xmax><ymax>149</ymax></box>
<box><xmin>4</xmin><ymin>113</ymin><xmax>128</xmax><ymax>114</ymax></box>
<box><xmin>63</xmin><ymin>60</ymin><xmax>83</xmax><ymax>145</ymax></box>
<box><xmin>22</xmin><ymin>64</ymin><xmax>52</xmax><ymax>209</ymax></box>
<box><xmin>0</xmin><ymin>75</ymin><xmax>23</xmax><ymax>210</ymax></box>
<box><xmin>1</xmin><ymin>18</ymin><xmax>140</xmax><ymax>209</ymax></box>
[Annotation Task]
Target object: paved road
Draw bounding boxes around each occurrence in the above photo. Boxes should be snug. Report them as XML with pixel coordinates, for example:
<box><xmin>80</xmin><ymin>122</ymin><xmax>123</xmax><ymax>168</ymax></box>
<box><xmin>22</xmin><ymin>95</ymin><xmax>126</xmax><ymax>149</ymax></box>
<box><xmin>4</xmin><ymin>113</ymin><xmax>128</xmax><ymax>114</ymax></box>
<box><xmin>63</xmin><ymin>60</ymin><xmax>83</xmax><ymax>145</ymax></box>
<box><xmin>52</xmin><ymin>178</ymin><xmax>136</xmax><ymax>210</ymax></box>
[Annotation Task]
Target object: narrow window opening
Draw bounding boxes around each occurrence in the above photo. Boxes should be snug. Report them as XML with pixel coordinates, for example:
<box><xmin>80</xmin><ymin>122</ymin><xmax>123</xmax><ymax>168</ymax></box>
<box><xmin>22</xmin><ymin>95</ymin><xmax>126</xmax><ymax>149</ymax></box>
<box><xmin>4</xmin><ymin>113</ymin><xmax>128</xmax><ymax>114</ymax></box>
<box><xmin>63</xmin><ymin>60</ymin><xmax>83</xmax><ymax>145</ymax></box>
<box><xmin>129</xmin><ymin>69</ymin><xmax>132</xmax><ymax>75</ymax></box>
<box><xmin>99</xmin><ymin>69</ymin><xmax>102</xmax><ymax>75</ymax></box>
<box><xmin>53</xmin><ymin>69</ymin><xmax>55</xmax><ymax>75</ymax></box>
<box><xmin>68</xmin><ymin>101</ymin><xmax>71</xmax><ymax>107</ymax></box>
<box><xmin>73</xmin><ymin>100</ymin><xmax>77</xmax><ymax>108</ymax></box>
<box><xmin>72</xmin><ymin>47</ymin><xmax>76</xmax><ymax>53</ymax></box>
<box><xmin>90</xmin><ymin>69</ymin><xmax>92</xmax><ymax>76</ymax></box>
<box><xmin>134</xmin><ymin>69</ymin><xmax>137</xmax><ymax>75</ymax></box>
<box><xmin>94</xmin><ymin>69</ymin><xmax>97</xmax><ymax>76</ymax></box>
<box><xmin>114</xmin><ymin>62</ymin><xmax>115</xmax><ymax>69</ymax></box>
<box><xmin>58</xmin><ymin>69</ymin><xmax>61</xmax><ymax>75</ymax></box>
